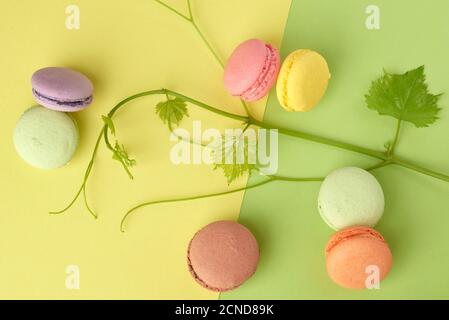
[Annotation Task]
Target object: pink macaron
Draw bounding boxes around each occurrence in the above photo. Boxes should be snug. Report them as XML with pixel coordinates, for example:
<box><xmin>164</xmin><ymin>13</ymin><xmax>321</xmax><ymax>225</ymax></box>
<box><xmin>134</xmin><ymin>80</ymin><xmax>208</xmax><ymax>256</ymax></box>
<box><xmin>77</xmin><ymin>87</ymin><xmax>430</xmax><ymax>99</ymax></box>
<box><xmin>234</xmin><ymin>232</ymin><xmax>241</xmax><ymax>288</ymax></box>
<box><xmin>187</xmin><ymin>220</ymin><xmax>259</xmax><ymax>292</ymax></box>
<box><xmin>224</xmin><ymin>39</ymin><xmax>280</xmax><ymax>102</ymax></box>
<box><xmin>31</xmin><ymin>67</ymin><xmax>94</xmax><ymax>112</ymax></box>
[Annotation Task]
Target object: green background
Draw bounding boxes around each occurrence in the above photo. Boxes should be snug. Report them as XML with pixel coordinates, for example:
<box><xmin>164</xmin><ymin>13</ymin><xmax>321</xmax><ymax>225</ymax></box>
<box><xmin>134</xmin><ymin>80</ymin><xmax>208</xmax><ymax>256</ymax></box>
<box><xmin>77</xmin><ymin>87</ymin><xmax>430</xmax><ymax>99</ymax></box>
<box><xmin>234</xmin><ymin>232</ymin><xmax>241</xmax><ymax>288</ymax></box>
<box><xmin>222</xmin><ymin>0</ymin><xmax>449</xmax><ymax>299</ymax></box>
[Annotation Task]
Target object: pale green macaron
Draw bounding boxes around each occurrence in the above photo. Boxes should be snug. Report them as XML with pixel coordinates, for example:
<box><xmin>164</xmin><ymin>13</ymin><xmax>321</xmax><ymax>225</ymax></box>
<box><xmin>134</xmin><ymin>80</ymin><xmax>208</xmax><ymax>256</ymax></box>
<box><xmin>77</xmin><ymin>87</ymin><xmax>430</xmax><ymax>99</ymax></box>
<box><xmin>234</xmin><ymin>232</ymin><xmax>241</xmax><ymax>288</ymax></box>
<box><xmin>318</xmin><ymin>167</ymin><xmax>385</xmax><ymax>230</ymax></box>
<box><xmin>14</xmin><ymin>106</ymin><xmax>79</xmax><ymax>169</ymax></box>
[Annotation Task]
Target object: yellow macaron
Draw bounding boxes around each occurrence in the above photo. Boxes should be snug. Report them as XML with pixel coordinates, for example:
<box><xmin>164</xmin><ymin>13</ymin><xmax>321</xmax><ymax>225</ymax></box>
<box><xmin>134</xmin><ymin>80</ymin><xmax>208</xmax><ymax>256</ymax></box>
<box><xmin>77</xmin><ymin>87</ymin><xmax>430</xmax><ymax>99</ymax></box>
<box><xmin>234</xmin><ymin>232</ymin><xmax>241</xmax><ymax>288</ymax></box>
<box><xmin>276</xmin><ymin>49</ymin><xmax>330</xmax><ymax>112</ymax></box>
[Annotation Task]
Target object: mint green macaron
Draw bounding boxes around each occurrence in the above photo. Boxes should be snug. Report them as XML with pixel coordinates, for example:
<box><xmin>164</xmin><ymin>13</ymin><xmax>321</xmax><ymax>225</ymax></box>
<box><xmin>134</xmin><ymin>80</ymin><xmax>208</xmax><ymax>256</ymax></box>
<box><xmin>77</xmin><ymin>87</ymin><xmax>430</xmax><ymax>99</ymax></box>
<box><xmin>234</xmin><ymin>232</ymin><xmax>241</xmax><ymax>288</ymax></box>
<box><xmin>318</xmin><ymin>167</ymin><xmax>385</xmax><ymax>230</ymax></box>
<box><xmin>14</xmin><ymin>106</ymin><xmax>79</xmax><ymax>169</ymax></box>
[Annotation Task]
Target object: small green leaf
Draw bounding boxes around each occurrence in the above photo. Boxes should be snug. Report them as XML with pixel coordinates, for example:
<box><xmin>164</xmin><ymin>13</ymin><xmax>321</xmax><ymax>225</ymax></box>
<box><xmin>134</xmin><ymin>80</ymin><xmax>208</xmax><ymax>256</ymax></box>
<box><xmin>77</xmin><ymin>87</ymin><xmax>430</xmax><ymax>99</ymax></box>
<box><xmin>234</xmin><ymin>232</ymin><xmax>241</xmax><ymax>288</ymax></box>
<box><xmin>102</xmin><ymin>115</ymin><xmax>116</xmax><ymax>136</ymax></box>
<box><xmin>112</xmin><ymin>142</ymin><xmax>136</xmax><ymax>168</ymax></box>
<box><xmin>213</xmin><ymin>134</ymin><xmax>257</xmax><ymax>184</ymax></box>
<box><xmin>102</xmin><ymin>114</ymin><xmax>135</xmax><ymax>179</ymax></box>
<box><xmin>365</xmin><ymin>66</ymin><xmax>442</xmax><ymax>128</ymax></box>
<box><xmin>155</xmin><ymin>97</ymin><xmax>189</xmax><ymax>128</ymax></box>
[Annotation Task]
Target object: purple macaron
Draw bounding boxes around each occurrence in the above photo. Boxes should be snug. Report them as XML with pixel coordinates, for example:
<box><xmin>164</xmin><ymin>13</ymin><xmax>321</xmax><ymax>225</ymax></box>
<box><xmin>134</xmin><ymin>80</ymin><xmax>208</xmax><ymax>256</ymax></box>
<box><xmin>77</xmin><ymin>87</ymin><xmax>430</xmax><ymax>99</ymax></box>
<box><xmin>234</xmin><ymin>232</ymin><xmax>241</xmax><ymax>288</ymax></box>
<box><xmin>31</xmin><ymin>67</ymin><xmax>94</xmax><ymax>112</ymax></box>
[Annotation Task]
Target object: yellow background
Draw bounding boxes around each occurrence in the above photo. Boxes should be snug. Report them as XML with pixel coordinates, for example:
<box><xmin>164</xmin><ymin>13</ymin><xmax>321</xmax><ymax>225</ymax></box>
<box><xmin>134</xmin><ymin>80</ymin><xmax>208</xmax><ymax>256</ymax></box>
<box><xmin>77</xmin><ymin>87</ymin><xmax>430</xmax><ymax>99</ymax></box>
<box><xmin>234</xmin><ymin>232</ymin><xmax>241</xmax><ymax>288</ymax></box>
<box><xmin>0</xmin><ymin>0</ymin><xmax>290</xmax><ymax>298</ymax></box>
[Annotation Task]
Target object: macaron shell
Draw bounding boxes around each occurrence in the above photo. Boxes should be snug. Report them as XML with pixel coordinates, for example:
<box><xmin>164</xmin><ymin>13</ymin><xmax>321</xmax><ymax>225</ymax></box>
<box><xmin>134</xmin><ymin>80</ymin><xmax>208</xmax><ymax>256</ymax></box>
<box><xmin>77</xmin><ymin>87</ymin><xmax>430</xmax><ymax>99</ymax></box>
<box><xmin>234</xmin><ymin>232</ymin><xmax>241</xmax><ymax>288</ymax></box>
<box><xmin>276</xmin><ymin>49</ymin><xmax>330</xmax><ymax>112</ymax></box>
<box><xmin>326</xmin><ymin>228</ymin><xmax>393</xmax><ymax>289</ymax></box>
<box><xmin>13</xmin><ymin>106</ymin><xmax>79</xmax><ymax>169</ymax></box>
<box><xmin>224</xmin><ymin>39</ymin><xmax>268</xmax><ymax>96</ymax></box>
<box><xmin>31</xmin><ymin>67</ymin><xmax>93</xmax><ymax>111</ymax></box>
<box><xmin>318</xmin><ymin>167</ymin><xmax>385</xmax><ymax>230</ymax></box>
<box><xmin>187</xmin><ymin>221</ymin><xmax>259</xmax><ymax>292</ymax></box>
<box><xmin>325</xmin><ymin>226</ymin><xmax>385</xmax><ymax>254</ymax></box>
<box><xmin>239</xmin><ymin>45</ymin><xmax>280</xmax><ymax>102</ymax></box>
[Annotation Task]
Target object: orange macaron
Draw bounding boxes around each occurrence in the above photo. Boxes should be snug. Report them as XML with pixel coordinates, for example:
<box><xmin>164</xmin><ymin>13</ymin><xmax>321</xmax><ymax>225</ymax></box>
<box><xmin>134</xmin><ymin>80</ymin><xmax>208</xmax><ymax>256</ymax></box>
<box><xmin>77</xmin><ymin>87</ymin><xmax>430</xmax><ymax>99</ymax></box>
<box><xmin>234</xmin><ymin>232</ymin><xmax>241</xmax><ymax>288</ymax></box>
<box><xmin>325</xmin><ymin>226</ymin><xmax>393</xmax><ymax>289</ymax></box>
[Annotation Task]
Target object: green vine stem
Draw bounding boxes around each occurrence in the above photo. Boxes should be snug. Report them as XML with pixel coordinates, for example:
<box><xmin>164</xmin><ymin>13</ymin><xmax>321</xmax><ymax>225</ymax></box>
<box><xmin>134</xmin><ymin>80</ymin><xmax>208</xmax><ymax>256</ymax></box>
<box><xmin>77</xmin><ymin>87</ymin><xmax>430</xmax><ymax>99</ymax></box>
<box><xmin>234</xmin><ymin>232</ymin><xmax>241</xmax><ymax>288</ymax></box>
<box><xmin>148</xmin><ymin>1</ymin><xmax>449</xmax><ymax>184</ymax></box>
<box><xmin>120</xmin><ymin>161</ymin><xmax>394</xmax><ymax>232</ymax></box>
<box><xmin>103</xmin><ymin>89</ymin><xmax>386</xmax><ymax>160</ymax></box>
<box><xmin>154</xmin><ymin>0</ymin><xmax>254</xmax><ymax>118</ymax></box>
<box><xmin>392</xmin><ymin>157</ymin><xmax>449</xmax><ymax>182</ymax></box>
<box><xmin>49</xmin><ymin>128</ymin><xmax>105</xmax><ymax>218</ymax></box>
<box><xmin>51</xmin><ymin>87</ymin><xmax>449</xmax><ymax>219</ymax></box>
<box><xmin>389</xmin><ymin>119</ymin><xmax>402</xmax><ymax>155</ymax></box>
<box><xmin>153</xmin><ymin>0</ymin><xmax>225</xmax><ymax>68</ymax></box>
<box><xmin>103</xmin><ymin>87</ymin><xmax>449</xmax><ymax>185</ymax></box>
<box><xmin>120</xmin><ymin>175</ymin><xmax>324</xmax><ymax>232</ymax></box>
<box><xmin>51</xmin><ymin>0</ymin><xmax>449</xmax><ymax>228</ymax></box>
<box><xmin>102</xmin><ymin>89</ymin><xmax>247</xmax><ymax>166</ymax></box>
<box><xmin>248</xmin><ymin>118</ymin><xmax>387</xmax><ymax>160</ymax></box>
<box><xmin>50</xmin><ymin>0</ymin><xmax>249</xmax><ymax>218</ymax></box>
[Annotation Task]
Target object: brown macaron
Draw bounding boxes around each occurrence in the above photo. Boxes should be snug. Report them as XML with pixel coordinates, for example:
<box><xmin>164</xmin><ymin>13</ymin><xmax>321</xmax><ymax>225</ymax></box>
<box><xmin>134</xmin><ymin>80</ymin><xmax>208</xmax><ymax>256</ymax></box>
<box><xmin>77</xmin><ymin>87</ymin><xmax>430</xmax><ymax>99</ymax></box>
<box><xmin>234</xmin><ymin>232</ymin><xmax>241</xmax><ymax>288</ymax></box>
<box><xmin>187</xmin><ymin>220</ymin><xmax>260</xmax><ymax>292</ymax></box>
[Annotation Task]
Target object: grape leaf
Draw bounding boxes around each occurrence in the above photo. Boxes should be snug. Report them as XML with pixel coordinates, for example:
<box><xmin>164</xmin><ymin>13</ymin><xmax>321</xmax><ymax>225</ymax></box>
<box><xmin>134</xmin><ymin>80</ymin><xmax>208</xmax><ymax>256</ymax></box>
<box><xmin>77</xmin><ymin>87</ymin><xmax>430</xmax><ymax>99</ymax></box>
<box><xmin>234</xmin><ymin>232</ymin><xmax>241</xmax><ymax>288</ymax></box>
<box><xmin>155</xmin><ymin>97</ymin><xmax>189</xmax><ymax>128</ymax></box>
<box><xmin>213</xmin><ymin>133</ymin><xmax>257</xmax><ymax>184</ymax></box>
<box><xmin>365</xmin><ymin>66</ymin><xmax>441</xmax><ymax>128</ymax></box>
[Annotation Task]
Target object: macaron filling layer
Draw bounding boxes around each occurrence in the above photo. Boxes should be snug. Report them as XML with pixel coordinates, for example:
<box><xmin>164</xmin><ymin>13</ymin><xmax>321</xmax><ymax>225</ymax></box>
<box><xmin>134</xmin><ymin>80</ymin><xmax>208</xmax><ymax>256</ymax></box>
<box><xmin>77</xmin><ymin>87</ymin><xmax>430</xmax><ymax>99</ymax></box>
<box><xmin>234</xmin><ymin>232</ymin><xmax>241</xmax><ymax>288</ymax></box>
<box><xmin>187</xmin><ymin>241</ymin><xmax>230</xmax><ymax>292</ymax></box>
<box><xmin>32</xmin><ymin>89</ymin><xmax>93</xmax><ymax>107</ymax></box>
<box><xmin>279</xmin><ymin>51</ymin><xmax>303</xmax><ymax>111</ymax></box>
<box><xmin>325</xmin><ymin>226</ymin><xmax>385</xmax><ymax>256</ymax></box>
<box><xmin>240</xmin><ymin>45</ymin><xmax>280</xmax><ymax>101</ymax></box>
